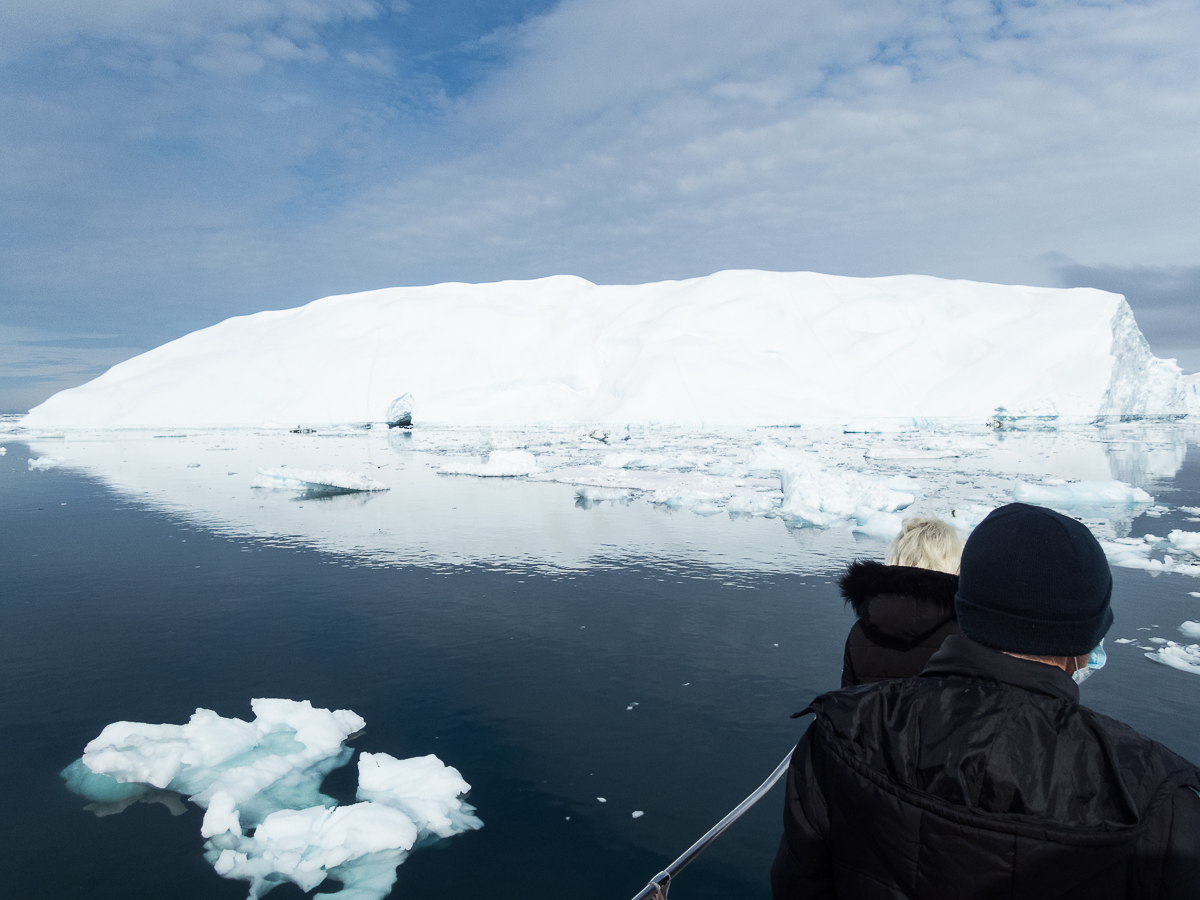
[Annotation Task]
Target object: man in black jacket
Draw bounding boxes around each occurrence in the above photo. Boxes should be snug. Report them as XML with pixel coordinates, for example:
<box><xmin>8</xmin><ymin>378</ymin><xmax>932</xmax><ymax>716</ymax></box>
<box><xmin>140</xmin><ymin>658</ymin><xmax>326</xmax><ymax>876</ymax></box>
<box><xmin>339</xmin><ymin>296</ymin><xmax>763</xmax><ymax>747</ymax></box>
<box><xmin>772</xmin><ymin>503</ymin><xmax>1200</xmax><ymax>899</ymax></box>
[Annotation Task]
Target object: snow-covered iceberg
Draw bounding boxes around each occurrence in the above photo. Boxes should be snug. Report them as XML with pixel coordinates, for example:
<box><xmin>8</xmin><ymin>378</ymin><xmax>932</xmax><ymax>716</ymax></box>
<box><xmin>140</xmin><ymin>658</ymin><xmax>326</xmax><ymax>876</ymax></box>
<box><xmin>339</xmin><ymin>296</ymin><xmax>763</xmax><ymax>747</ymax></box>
<box><xmin>23</xmin><ymin>270</ymin><xmax>1185</xmax><ymax>427</ymax></box>
<box><xmin>62</xmin><ymin>700</ymin><xmax>481</xmax><ymax>900</ymax></box>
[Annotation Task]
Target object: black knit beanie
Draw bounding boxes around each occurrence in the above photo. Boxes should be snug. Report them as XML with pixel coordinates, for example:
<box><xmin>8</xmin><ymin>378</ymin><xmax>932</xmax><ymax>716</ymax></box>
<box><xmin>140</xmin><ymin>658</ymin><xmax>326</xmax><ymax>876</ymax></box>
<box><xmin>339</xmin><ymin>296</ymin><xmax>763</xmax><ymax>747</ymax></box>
<box><xmin>955</xmin><ymin>503</ymin><xmax>1113</xmax><ymax>656</ymax></box>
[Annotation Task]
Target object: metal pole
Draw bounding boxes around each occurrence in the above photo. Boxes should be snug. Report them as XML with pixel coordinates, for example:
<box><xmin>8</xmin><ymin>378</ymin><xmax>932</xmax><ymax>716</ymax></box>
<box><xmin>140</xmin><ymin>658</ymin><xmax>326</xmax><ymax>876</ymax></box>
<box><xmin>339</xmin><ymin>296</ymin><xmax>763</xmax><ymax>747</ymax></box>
<box><xmin>628</xmin><ymin>750</ymin><xmax>794</xmax><ymax>900</ymax></box>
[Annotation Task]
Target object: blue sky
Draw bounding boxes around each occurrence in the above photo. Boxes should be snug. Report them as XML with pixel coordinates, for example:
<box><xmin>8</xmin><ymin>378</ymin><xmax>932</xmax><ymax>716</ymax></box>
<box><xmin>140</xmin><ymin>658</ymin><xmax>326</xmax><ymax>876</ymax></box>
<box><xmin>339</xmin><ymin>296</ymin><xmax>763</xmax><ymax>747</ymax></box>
<box><xmin>3</xmin><ymin>0</ymin><xmax>1199</xmax><ymax>412</ymax></box>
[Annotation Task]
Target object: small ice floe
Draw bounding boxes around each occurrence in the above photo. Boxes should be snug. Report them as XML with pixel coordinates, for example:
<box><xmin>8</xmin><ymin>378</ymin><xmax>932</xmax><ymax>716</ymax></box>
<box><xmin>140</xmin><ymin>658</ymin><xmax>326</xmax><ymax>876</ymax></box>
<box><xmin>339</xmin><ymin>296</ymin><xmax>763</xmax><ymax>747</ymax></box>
<box><xmin>62</xmin><ymin>700</ymin><xmax>481</xmax><ymax>900</ymax></box>
<box><xmin>252</xmin><ymin>467</ymin><xmax>388</xmax><ymax>493</ymax></box>
<box><xmin>1150</xmin><ymin>637</ymin><xmax>1169</xmax><ymax>644</ymax></box>
<box><xmin>626</xmin><ymin>702</ymin><xmax>639</xmax><ymax>711</ymax></box>
<box><xmin>1178</xmin><ymin>621</ymin><xmax>1200</xmax><ymax>639</ymax></box>
<box><xmin>1144</xmin><ymin>642</ymin><xmax>1200</xmax><ymax>674</ymax></box>
<box><xmin>1101</xmin><ymin>536</ymin><xmax>1200</xmax><ymax>578</ymax></box>
<box><xmin>27</xmin><ymin>456</ymin><xmax>66</xmax><ymax>470</ymax></box>
<box><xmin>1169</xmin><ymin>531</ymin><xmax>1200</xmax><ymax>556</ymax></box>
<box><xmin>575</xmin><ymin>486</ymin><xmax>633</xmax><ymax>506</ymax></box>
<box><xmin>631</xmin><ymin>811</ymin><xmax>644</xmax><ymax>818</ymax></box>
<box><xmin>0</xmin><ymin>446</ymin><xmax>6</xmax><ymax>455</ymax></box>
<box><xmin>1012</xmin><ymin>479</ymin><xmax>1153</xmax><ymax>506</ymax></box>
<box><xmin>864</xmin><ymin>446</ymin><xmax>960</xmax><ymax>460</ymax></box>
<box><xmin>852</xmin><ymin>511</ymin><xmax>905</xmax><ymax>540</ymax></box>
<box><xmin>438</xmin><ymin>449</ymin><xmax>540</xmax><ymax>477</ymax></box>
<box><xmin>1181</xmin><ymin>507</ymin><xmax>1200</xmax><ymax>516</ymax></box>
<box><xmin>1114</xmin><ymin>638</ymin><xmax>1137</xmax><ymax>644</ymax></box>
<box><xmin>650</xmin><ymin>488</ymin><xmax>725</xmax><ymax>515</ymax></box>
<box><xmin>726</xmin><ymin>492</ymin><xmax>779</xmax><ymax>516</ymax></box>
<box><xmin>597</xmin><ymin>797</ymin><xmax>607</xmax><ymax>803</ymax></box>
<box><xmin>778</xmin><ymin>457</ymin><xmax>913</xmax><ymax>528</ymax></box>
<box><xmin>1142</xmin><ymin>506</ymin><xmax>1170</xmax><ymax>517</ymax></box>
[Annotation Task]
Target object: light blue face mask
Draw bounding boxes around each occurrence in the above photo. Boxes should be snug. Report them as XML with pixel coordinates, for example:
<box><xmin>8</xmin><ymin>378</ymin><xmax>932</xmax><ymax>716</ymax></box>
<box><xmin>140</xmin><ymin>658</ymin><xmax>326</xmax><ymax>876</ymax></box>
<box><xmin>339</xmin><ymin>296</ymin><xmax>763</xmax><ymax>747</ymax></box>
<box><xmin>1072</xmin><ymin>640</ymin><xmax>1107</xmax><ymax>685</ymax></box>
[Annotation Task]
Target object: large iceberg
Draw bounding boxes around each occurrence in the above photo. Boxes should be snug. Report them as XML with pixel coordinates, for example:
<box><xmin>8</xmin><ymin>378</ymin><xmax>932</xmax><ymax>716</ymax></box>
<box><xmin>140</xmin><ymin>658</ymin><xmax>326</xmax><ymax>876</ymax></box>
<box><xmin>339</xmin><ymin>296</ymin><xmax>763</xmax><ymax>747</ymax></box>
<box><xmin>23</xmin><ymin>270</ymin><xmax>1185</xmax><ymax>427</ymax></box>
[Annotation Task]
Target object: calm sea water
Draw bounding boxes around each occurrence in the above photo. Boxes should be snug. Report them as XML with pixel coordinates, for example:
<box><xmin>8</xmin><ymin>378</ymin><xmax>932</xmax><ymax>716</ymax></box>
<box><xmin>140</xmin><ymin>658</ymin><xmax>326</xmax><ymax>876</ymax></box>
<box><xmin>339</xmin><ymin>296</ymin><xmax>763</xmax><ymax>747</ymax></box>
<box><xmin>2</xmin><ymin>437</ymin><xmax>1199</xmax><ymax>900</ymax></box>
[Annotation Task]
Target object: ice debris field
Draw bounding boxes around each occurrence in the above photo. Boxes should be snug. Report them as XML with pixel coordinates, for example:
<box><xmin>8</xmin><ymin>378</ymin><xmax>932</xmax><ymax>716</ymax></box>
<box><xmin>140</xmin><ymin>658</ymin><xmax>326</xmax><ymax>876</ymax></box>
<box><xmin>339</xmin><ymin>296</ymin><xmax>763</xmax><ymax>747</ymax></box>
<box><xmin>62</xmin><ymin>699</ymin><xmax>481</xmax><ymax>900</ymax></box>
<box><xmin>21</xmin><ymin>269</ymin><xmax>1200</xmax><ymax>428</ymax></box>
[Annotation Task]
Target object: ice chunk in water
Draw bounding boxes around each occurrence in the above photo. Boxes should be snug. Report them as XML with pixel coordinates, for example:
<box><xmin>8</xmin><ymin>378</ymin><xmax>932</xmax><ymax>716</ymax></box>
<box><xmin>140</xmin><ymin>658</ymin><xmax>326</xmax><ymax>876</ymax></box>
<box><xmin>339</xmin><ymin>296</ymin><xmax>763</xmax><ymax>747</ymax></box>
<box><xmin>386</xmin><ymin>393</ymin><xmax>415</xmax><ymax>428</ymax></box>
<box><xmin>1144</xmin><ymin>642</ymin><xmax>1200</xmax><ymax>674</ymax></box>
<box><xmin>779</xmin><ymin>457</ymin><xmax>913</xmax><ymax>527</ymax></box>
<box><xmin>1178</xmin><ymin>621</ymin><xmax>1200</xmax><ymax>640</ymax></box>
<box><xmin>69</xmin><ymin>700</ymin><xmax>364</xmax><ymax>826</ymax></box>
<box><xmin>1012</xmin><ymin>479</ymin><xmax>1153</xmax><ymax>506</ymax></box>
<box><xmin>27</xmin><ymin>455</ymin><xmax>66</xmax><ymax>470</ymax></box>
<box><xmin>355</xmin><ymin>751</ymin><xmax>483</xmax><ymax>839</ymax></box>
<box><xmin>64</xmin><ymin>701</ymin><xmax>480</xmax><ymax>900</ymax></box>
<box><xmin>251</xmin><ymin>468</ymin><xmax>388</xmax><ymax>494</ymax></box>
<box><xmin>1168</xmin><ymin>531</ymin><xmax>1200</xmax><ymax>556</ymax></box>
<box><xmin>438</xmin><ymin>449</ymin><xmax>540</xmax><ymax>477</ymax></box>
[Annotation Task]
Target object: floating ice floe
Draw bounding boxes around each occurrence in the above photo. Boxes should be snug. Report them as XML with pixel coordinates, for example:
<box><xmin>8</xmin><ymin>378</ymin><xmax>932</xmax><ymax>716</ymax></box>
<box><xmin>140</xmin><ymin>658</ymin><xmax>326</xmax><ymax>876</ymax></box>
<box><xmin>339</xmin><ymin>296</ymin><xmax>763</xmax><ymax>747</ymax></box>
<box><xmin>1168</xmin><ymin>530</ymin><xmax>1200</xmax><ymax>556</ymax></box>
<box><xmin>1100</xmin><ymin>536</ymin><xmax>1200</xmax><ymax>578</ymax></box>
<box><xmin>1012</xmin><ymin>479</ymin><xmax>1153</xmax><ymax>506</ymax></box>
<box><xmin>62</xmin><ymin>700</ymin><xmax>480</xmax><ymax>900</ymax></box>
<box><xmin>779</xmin><ymin>457</ymin><xmax>914</xmax><ymax>527</ymax></box>
<box><xmin>252</xmin><ymin>468</ymin><xmax>388</xmax><ymax>493</ymax></box>
<box><xmin>574</xmin><ymin>486</ymin><xmax>633</xmax><ymax>505</ymax></box>
<box><xmin>438</xmin><ymin>449</ymin><xmax>541</xmax><ymax>477</ymax></box>
<box><xmin>27</xmin><ymin>455</ymin><xmax>66</xmax><ymax>470</ymax></box>
<box><xmin>1144</xmin><ymin>642</ymin><xmax>1200</xmax><ymax>674</ymax></box>
<box><xmin>1178</xmin><ymin>622</ymin><xmax>1200</xmax><ymax>640</ymax></box>
<box><xmin>864</xmin><ymin>446</ymin><xmax>961</xmax><ymax>460</ymax></box>
<box><xmin>0</xmin><ymin>446</ymin><xmax>6</xmax><ymax>455</ymax></box>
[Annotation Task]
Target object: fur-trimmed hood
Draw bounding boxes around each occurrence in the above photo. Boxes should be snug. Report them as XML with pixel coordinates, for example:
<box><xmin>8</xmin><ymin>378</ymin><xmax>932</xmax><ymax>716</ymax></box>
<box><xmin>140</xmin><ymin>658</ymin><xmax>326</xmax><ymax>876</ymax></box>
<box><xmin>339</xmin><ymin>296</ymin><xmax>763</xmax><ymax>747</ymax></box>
<box><xmin>839</xmin><ymin>559</ymin><xmax>959</xmax><ymax>643</ymax></box>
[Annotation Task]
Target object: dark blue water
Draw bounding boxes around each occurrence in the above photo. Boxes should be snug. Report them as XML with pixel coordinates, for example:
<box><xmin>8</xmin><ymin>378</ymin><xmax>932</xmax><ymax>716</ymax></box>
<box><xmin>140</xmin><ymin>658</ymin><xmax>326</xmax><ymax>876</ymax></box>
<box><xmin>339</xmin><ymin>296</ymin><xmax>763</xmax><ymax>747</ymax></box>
<box><xmin>2</xmin><ymin>440</ymin><xmax>1199</xmax><ymax>900</ymax></box>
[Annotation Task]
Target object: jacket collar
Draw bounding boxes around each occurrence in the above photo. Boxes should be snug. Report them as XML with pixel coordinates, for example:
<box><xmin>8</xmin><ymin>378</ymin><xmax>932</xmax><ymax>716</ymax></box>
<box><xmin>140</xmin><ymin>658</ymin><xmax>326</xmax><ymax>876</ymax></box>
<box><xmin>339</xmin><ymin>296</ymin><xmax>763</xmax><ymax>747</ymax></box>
<box><xmin>921</xmin><ymin>634</ymin><xmax>1080</xmax><ymax>704</ymax></box>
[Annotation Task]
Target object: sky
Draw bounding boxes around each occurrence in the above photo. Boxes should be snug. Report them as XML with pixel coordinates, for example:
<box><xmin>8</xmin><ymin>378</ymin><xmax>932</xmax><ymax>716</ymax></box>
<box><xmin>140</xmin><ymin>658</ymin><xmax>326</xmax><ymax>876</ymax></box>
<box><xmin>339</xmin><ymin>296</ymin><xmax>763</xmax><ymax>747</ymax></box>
<box><xmin>2</xmin><ymin>0</ymin><xmax>1199</xmax><ymax>413</ymax></box>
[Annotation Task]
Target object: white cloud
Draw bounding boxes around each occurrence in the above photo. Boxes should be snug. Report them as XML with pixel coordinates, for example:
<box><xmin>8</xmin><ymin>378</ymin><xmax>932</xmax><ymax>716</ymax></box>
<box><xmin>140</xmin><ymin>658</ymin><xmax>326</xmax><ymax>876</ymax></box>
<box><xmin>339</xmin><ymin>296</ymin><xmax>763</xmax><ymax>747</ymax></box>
<box><xmin>317</xmin><ymin>0</ymin><xmax>1200</xmax><ymax>285</ymax></box>
<box><xmin>0</xmin><ymin>0</ymin><xmax>380</xmax><ymax>73</ymax></box>
<box><xmin>5</xmin><ymin>0</ymin><xmax>1200</xmax><ymax>413</ymax></box>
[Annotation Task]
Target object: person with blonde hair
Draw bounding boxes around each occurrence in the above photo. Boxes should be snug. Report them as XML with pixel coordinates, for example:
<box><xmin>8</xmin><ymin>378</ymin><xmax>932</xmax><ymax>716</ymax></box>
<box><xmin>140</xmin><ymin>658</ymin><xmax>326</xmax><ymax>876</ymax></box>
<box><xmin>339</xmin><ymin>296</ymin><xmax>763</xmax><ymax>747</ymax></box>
<box><xmin>838</xmin><ymin>516</ymin><xmax>964</xmax><ymax>687</ymax></box>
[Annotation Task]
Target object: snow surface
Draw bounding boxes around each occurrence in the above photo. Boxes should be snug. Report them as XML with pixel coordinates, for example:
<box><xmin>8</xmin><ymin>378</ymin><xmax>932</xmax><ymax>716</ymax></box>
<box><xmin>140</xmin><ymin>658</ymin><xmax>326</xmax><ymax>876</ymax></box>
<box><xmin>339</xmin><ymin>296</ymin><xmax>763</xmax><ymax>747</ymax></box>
<box><xmin>63</xmin><ymin>700</ymin><xmax>480</xmax><ymax>900</ymax></box>
<box><xmin>22</xmin><ymin>270</ymin><xmax>1186</xmax><ymax>428</ymax></box>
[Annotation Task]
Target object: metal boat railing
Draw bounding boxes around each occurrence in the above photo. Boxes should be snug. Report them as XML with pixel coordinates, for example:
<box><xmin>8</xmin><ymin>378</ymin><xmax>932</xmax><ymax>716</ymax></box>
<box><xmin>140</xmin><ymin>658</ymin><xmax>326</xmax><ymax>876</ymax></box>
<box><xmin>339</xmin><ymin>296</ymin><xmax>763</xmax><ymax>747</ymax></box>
<box><xmin>628</xmin><ymin>750</ymin><xmax>794</xmax><ymax>900</ymax></box>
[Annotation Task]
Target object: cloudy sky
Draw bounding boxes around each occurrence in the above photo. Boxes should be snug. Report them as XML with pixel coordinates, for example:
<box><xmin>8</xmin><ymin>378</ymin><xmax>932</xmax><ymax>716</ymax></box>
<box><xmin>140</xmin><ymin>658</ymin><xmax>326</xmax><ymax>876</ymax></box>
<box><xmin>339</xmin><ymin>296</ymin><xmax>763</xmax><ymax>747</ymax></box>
<box><xmin>2</xmin><ymin>0</ymin><xmax>1199</xmax><ymax>412</ymax></box>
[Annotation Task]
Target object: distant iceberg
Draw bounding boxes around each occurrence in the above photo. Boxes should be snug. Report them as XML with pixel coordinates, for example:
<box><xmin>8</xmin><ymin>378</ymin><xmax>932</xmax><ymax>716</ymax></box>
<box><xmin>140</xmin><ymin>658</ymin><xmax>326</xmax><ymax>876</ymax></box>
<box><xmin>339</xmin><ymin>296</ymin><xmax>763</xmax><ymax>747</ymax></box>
<box><xmin>23</xmin><ymin>270</ymin><xmax>1186</xmax><ymax>427</ymax></box>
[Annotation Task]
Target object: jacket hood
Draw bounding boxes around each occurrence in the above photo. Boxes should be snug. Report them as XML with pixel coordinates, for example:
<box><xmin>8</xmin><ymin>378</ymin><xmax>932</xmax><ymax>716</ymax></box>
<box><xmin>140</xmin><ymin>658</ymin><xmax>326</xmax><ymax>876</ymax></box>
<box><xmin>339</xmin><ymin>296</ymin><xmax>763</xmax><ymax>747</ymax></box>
<box><xmin>839</xmin><ymin>560</ymin><xmax>958</xmax><ymax>644</ymax></box>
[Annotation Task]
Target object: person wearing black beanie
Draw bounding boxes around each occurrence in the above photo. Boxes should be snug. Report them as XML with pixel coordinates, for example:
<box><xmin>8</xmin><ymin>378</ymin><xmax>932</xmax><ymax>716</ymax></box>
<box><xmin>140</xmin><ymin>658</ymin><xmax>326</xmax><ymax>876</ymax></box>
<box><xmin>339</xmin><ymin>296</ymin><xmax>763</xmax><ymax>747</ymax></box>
<box><xmin>955</xmin><ymin>502</ymin><xmax>1113</xmax><ymax>657</ymax></box>
<box><xmin>772</xmin><ymin>502</ymin><xmax>1200</xmax><ymax>900</ymax></box>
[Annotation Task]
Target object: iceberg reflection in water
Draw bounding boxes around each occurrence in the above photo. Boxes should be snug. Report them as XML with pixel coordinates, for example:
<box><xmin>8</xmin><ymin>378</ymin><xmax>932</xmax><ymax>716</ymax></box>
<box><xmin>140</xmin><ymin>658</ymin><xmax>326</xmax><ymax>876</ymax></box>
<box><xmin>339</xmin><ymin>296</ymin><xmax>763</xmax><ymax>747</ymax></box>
<box><xmin>17</xmin><ymin>420</ymin><xmax>1199</xmax><ymax>574</ymax></box>
<box><xmin>3</xmin><ymin>420</ymin><xmax>1200</xmax><ymax>900</ymax></box>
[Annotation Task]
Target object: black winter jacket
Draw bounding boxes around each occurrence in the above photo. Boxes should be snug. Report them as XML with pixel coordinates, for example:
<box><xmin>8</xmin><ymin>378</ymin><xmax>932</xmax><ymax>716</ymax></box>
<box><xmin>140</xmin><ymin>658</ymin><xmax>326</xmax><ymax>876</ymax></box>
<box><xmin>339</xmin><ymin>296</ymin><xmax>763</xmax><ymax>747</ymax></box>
<box><xmin>772</xmin><ymin>635</ymin><xmax>1200</xmax><ymax>899</ymax></box>
<box><xmin>839</xmin><ymin>560</ymin><xmax>960</xmax><ymax>687</ymax></box>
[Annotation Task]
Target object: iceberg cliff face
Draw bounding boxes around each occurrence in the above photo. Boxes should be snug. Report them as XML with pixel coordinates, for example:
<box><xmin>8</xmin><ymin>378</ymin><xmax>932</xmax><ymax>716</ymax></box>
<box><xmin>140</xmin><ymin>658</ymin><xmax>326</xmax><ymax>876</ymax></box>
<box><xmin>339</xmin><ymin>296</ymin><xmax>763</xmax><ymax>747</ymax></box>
<box><xmin>23</xmin><ymin>270</ymin><xmax>1186</xmax><ymax>427</ymax></box>
<box><xmin>1101</xmin><ymin>300</ymin><xmax>1185</xmax><ymax>418</ymax></box>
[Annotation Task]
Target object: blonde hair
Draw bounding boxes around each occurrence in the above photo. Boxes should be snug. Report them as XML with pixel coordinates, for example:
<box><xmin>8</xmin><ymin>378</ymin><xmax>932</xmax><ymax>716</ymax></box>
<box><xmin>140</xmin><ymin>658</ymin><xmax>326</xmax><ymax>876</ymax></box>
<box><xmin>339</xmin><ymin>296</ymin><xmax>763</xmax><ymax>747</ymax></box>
<box><xmin>885</xmin><ymin>516</ymin><xmax>963</xmax><ymax>574</ymax></box>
